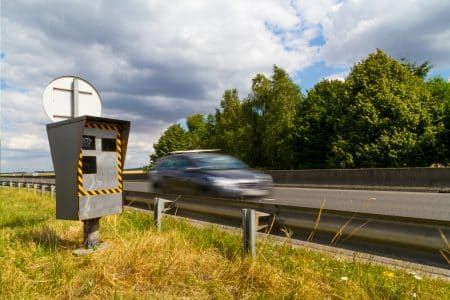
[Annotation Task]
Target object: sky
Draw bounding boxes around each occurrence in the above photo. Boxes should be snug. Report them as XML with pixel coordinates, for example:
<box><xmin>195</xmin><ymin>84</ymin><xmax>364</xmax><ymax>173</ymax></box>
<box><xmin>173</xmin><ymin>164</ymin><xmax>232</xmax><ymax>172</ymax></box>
<box><xmin>1</xmin><ymin>0</ymin><xmax>450</xmax><ymax>173</ymax></box>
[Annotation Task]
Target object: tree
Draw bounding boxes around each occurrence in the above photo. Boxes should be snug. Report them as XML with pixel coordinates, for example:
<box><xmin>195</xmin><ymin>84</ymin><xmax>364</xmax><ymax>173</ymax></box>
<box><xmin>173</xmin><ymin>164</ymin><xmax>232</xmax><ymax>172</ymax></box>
<box><xmin>148</xmin><ymin>50</ymin><xmax>448</xmax><ymax>170</ymax></box>
<box><xmin>426</xmin><ymin>77</ymin><xmax>450</xmax><ymax>164</ymax></box>
<box><xmin>214</xmin><ymin>89</ymin><xmax>249</xmax><ymax>160</ymax></box>
<box><xmin>150</xmin><ymin>124</ymin><xmax>192</xmax><ymax>165</ymax></box>
<box><xmin>336</xmin><ymin>49</ymin><xmax>435</xmax><ymax>167</ymax></box>
<box><xmin>294</xmin><ymin>79</ymin><xmax>347</xmax><ymax>168</ymax></box>
<box><xmin>186</xmin><ymin>113</ymin><xmax>209</xmax><ymax>148</ymax></box>
<box><xmin>400</xmin><ymin>58</ymin><xmax>432</xmax><ymax>79</ymax></box>
<box><xmin>245</xmin><ymin>66</ymin><xmax>302</xmax><ymax>168</ymax></box>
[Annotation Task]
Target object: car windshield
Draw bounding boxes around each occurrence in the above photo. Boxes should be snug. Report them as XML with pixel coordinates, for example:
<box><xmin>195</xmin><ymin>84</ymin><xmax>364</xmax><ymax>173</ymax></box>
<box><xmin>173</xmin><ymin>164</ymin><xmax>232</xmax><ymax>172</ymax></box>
<box><xmin>192</xmin><ymin>154</ymin><xmax>248</xmax><ymax>170</ymax></box>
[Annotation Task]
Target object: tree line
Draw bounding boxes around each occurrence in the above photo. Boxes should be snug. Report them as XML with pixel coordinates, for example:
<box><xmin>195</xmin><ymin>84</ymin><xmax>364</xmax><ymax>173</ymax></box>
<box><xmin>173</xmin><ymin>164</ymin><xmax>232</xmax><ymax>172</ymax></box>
<box><xmin>149</xmin><ymin>49</ymin><xmax>450</xmax><ymax>169</ymax></box>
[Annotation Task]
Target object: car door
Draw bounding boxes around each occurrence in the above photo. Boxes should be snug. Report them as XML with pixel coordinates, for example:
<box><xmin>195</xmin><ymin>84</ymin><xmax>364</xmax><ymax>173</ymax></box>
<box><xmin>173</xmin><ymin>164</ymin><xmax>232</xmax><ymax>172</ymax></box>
<box><xmin>161</xmin><ymin>156</ymin><xmax>195</xmax><ymax>195</ymax></box>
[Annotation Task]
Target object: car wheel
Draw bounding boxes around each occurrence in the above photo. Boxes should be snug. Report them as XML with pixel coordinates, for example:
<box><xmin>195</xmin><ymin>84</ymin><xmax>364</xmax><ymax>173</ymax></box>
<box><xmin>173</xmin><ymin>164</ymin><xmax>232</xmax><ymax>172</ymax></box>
<box><xmin>153</xmin><ymin>183</ymin><xmax>162</xmax><ymax>194</ymax></box>
<box><xmin>200</xmin><ymin>185</ymin><xmax>213</xmax><ymax>197</ymax></box>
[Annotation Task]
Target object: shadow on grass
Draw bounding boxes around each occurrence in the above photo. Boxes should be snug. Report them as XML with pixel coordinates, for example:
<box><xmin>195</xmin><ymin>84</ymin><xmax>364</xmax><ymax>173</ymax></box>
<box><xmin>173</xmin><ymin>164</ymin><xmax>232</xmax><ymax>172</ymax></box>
<box><xmin>16</xmin><ymin>226</ymin><xmax>79</xmax><ymax>252</ymax></box>
<box><xmin>1</xmin><ymin>215</ymin><xmax>49</xmax><ymax>229</ymax></box>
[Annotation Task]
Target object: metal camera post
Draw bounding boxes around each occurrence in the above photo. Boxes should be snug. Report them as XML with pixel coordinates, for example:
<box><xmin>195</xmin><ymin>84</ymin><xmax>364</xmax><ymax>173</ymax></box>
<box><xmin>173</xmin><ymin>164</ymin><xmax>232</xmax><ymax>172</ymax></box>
<box><xmin>83</xmin><ymin>218</ymin><xmax>100</xmax><ymax>249</ymax></box>
<box><xmin>44</xmin><ymin>76</ymin><xmax>130</xmax><ymax>255</ymax></box>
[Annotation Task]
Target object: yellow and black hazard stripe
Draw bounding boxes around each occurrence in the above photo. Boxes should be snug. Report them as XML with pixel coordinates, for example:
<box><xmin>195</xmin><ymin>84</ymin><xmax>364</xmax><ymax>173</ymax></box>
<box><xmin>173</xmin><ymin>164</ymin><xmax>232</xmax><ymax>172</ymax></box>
<box><xmin>77</xmin><ymin>122</ymin><xmax>124</xmax><ymax>197</ymax></box>
<box><xmin>85</xmin><ymin>122</ymin><xmax>119</xmax><ymax>132</ymax></box>
<box><xmin>116</xmin><ymin>128</ymin><xmax>123</xmax><ymax>191</ymax></box>
<box><xmin>79</xmin><ymin>188</ymin><xmax>122</xmax><ymax>196</ymax></box>
<box><xmin>78</xmin><ymin>152</ymin><xmax>83</xmax><ymax>193</ymax></box>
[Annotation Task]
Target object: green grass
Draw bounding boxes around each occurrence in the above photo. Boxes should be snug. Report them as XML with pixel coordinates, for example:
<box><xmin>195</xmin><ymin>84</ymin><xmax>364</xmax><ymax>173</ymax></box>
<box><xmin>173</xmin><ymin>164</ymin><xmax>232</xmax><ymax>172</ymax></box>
<box><xmin>0</xmin><ymin>188</ymin><xmax>449</xmax><ymax>299</ymax></box>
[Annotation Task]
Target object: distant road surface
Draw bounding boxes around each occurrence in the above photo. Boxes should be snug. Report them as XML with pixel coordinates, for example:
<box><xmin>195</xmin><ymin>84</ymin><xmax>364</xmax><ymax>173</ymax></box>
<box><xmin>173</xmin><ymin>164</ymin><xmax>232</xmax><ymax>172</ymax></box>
<box><xmin>124</xmin><ymin>181</ymin><xmax>450</xmax><ymax>222</ymax></box>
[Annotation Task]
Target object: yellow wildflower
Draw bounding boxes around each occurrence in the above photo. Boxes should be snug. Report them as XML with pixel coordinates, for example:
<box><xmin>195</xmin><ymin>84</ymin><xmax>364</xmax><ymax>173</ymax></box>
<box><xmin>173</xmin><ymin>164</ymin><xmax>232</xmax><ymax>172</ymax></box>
<box><xmin>383</xmin><ymin>271</ymin><xmax>395</xmax><ymax>278</ymax></box>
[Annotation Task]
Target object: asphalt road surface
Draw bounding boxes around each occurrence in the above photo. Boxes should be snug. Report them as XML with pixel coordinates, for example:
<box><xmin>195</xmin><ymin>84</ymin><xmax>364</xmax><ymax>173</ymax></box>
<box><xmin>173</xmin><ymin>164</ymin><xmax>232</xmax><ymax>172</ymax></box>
<box><xmin>268</xmin><ymin>187</ymin><xmax>450</xmax><ymax>222</ymax></box>
<box><xmin>124</xmin><ymin>181</ymin><xmax>450</xmax><ymax>222</ymax></box>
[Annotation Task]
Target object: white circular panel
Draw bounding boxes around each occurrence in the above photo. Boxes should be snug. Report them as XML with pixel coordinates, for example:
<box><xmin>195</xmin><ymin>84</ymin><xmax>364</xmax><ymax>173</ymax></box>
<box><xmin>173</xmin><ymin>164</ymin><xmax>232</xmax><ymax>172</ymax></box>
<box><xmin>43</xmin><ymin>76</ymin><xmax>102</xmax><ymax>122</ymax></box>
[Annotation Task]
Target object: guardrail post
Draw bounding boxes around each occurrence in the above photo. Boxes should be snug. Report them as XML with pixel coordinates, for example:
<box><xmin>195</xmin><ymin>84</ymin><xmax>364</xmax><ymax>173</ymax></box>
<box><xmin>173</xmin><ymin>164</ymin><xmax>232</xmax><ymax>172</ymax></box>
<box><xmin>26</xmin><ymin>183</ymin><xmax>32</xmax><ymax>191</ymax></box>
<box><xmin>242</xmin><ymin>209</ymin><xmax>272</xmax><ymax>257</ymax></box>
<box><xmin>18</xmin><ymin>182</ymin><xmax>23</xmax><ymax>190</ymax></box>
<box><xmin>9</xmin><ymin>181</ymin><xmax>13</xmax><ymax>188</ymax></box>
<box><xmin>50</xmin><ymin>185</ymin><xmax>56</xmax><ymax>199</ymax></box>
<box><xmin>242</xmin><ymin>209</ymin><xmax>256</xmax><ymax>257</ymax></box>
<box><xmin>154</xmin><ymin>197</ymin><xmax>172</xmax><ymax>231</ymax></box>
<box><xmin>41</xmin><ymin>185</ymin><xmax>48</xmax><ymax>197</ymax></box>
<box><xmin>33</xmin><ymin>184</ymin><xmax>39</xmax><ymax>194</ymax></box>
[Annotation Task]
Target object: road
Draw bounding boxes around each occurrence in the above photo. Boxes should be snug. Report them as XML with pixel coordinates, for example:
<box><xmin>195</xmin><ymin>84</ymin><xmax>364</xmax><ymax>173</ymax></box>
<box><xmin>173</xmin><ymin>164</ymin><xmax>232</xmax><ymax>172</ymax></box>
<box><xmin>124</xmin><ymin>181</ymin><xmax>450</xmax><ymax>222</ymax></box>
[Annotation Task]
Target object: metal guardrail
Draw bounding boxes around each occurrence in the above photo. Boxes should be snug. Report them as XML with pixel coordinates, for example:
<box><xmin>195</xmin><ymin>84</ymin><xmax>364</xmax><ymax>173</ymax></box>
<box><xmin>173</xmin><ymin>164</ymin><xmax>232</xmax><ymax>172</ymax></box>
<box><xmin>3</xmin><ymin>167</ymin><xmax>450</xmax><ymax>191</ymax></box>
<box><xmin>1</xmin><ymin>179</ymin><xmax>56</xmax><ymax>198</ymax></box>
<box><xmin>124</xmin><ymin>191</ymin><xmax>449</xmax><ymax>251</ymax></box>
<box><xmin>124</xmin><ymin>191</ymin><xmax>450</xmax><ymax>272</ymax></box>
<box><xmin>2</xmin><ymin>178</ymin><xmax>449</xmax><ymax>268</ymax></box>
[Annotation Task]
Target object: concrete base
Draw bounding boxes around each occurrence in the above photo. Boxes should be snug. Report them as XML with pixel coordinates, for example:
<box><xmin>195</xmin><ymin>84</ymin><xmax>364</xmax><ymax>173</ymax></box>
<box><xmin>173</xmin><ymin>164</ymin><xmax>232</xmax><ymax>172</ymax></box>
<box><xmin>72</xmin><ymin>242</ymin><xmax>110</xmax><ymax>256</ymax></box>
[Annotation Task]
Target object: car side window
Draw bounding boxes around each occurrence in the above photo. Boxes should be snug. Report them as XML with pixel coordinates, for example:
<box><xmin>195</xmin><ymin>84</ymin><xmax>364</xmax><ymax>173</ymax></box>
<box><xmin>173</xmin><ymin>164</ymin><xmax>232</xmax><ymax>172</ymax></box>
<box><xmin>155</xmin><ymin>159</ymin><xmax>171</xmax><ymax>170</ymax></box>
<box><xmin>155</xmin><ymin>156</ymin><xmax>192</xmax><ymax>170</ymax></box>
<box><xmin>171</xmin><ymin>157</ymin><xmax>192</xmax><ymax>169</ymax></box>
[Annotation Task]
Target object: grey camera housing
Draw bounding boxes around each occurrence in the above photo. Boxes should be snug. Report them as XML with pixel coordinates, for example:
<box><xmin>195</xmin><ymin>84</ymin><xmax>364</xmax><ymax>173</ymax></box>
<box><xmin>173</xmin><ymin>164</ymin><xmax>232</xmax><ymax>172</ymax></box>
<box><xmin>47</xmin><ymin>116</ymin><xmax>130</xmax><ymax>220</ymax></box>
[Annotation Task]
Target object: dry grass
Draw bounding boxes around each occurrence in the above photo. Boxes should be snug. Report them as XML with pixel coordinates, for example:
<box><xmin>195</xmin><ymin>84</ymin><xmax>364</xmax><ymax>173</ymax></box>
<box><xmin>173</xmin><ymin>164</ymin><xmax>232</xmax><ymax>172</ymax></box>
<box><xmin>1</xmin><ymin>188</ymin><xmax>449</xmax><ymax>299</ymax></box>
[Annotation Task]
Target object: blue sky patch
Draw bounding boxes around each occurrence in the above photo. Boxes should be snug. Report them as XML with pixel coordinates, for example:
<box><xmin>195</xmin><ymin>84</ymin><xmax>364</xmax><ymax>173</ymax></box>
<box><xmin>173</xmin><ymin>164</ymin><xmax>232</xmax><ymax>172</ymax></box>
<box><xmin>428</xmin><ymin>69</ymin><xmax>450</xmax><ymax>81</ymax></box>
<box><xmin>0</xmin><ymin>80</ymin><xmax>9</xmax><ymax>90</ymax></box>
<box><xmin>294</xmin><ymin>62</ymin><xmax>348</xmax><ymax>92</ymax></box>
<box><xmin>309</xmin><ymin>34</ymin><xmax>326</xmax><ymax>47</ymax></box>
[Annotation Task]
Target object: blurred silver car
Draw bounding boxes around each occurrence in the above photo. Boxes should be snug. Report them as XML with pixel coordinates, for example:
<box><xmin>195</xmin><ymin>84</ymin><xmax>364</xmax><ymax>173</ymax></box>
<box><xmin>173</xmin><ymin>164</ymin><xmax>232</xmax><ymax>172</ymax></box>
<box><xmin>149</xmin><ymin>151</ymin><xmax>273</xmax><ymax>198</ymax></box>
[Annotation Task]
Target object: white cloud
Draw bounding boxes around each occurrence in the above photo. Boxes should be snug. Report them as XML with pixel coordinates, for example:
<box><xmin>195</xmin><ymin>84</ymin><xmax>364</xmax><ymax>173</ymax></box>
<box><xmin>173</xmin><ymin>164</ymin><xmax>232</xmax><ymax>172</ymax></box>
<box><xmin>2</xmin><ymin>0</ymin><xmax>319</xmax><ymax>171</ymax></box>
<box><xmin>324</xmin><ymin>70</ymin><xmax>348</xmax><ymax>82</ymax></box>
<box><xmin>3</xmin><ymin>134</ymin><xmax>46</xmax><ymax>151</ymax></box>
<box><xmin>0</xmin><ymin>88</ymin><xmax>52</xmax><ymax>172</ymax></box>
<box><xmin>320</xmin><ymin>0</ymin><xmax>450</xmax><ymax>68</ymax></box>
<box><xmin>293</xmin><ymin>0</ymin><xmax>339</xmax><ymax>24</ymax></box>
<box><xmin>1</xmin><ymin>0</ymin><xmax>449</xmax><ymax>172</ymax></box>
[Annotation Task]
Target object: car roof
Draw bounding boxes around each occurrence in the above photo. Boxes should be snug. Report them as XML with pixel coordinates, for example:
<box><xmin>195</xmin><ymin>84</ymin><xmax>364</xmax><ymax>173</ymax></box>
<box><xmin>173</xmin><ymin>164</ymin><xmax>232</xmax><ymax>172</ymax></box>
<box><xmin>156</xmin><ymin>152</ymin><xmax>228</xmax><ymax>164</ymax></box>
<box><xmin>169</xmin><ymin>149</ymin><xmax>221</xmax><ymax>154</ymax></box>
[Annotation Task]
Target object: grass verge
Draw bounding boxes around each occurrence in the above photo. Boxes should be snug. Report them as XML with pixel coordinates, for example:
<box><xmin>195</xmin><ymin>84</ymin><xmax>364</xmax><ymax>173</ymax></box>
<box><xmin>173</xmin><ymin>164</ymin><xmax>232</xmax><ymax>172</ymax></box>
<box><xmin>1</xmin><ymin>188</ymin><xmax>449</xmax><ymax>299</ymax></box>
